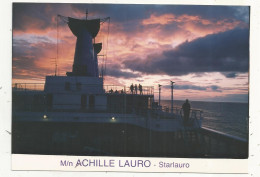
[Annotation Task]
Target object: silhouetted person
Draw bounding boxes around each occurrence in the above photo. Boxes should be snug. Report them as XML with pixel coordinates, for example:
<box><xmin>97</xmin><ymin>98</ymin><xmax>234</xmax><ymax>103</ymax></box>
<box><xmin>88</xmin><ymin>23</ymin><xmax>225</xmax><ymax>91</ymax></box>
<box><xmin>121</xmin><ymin>89</ymin><xmax>124</xmax><ymax>94</ymax></box>
<box><xmin>130</xmin><ymin>84</ymin><xmax>134</xmax><ymax>94</ymax></box>
<box><xmin>182</xmin><ymin>99</ymin><xmax>191</xmax><ymax>126</ymax></box>
<box><xmin>109</xmin><ymin>89</ymin><xmax>113</xmax><ymax>93</ymax></box>
<box><xmin>134</xmin><ymin>84</ymin><xmax>138</xmax><ymax>94</ymax></box>
<box><xmin>139</xmin><ymin>84</ymin><xmax>143</xmax><ymax>95</ymax></box>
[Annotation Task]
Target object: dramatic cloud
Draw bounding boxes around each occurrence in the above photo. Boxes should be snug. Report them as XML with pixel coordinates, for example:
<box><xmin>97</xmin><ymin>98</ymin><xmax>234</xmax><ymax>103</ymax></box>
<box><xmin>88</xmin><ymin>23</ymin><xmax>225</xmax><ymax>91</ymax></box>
<box><xmin>12</xmin><ymin>3</ymin><xmax>249</xmax><ymax>102</ymax></box>
<box><xmin>71</xmin><ymin>4</ymin><xmax>249</xmax><ymax>24</ymax></box>
<box><xmin>123</xmin><ymin>28</ymin><xmax>249</xmax><ymax>77</ymax></box>
<box><xmin>105</xmin><ymin>64</ymin><xmax>141</xmax><ymax>79</ymax></box>
<box><xmin>13</xmin><ymin>3</ymin><xmax>58</xmax><ymax>33</ymax></box>
<box><xmin>12</xmin><ymin>38</ymin><xmax>56</xmax><ymax>80</ymax></box>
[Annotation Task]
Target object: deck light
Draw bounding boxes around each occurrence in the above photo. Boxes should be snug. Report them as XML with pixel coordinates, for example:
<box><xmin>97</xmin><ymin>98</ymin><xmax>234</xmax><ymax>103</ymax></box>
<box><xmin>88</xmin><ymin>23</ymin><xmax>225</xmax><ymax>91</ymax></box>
<box><xmin>111</xmin><ymin>117</ymin><xmax>115</xmax><ymax>121</ymax></box>
<box><xmin>43</xmin><ymin>115</ymin><xmax>48</xmax><ymax>119</ymax></box>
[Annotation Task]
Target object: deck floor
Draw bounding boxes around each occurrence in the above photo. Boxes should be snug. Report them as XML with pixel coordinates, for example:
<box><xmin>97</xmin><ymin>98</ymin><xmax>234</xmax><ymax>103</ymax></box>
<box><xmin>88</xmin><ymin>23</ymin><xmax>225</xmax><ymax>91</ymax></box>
<box><xmin>12</xmin><ymin>121</ymin><xmax>248</xmax><ymax>158</ymax></box>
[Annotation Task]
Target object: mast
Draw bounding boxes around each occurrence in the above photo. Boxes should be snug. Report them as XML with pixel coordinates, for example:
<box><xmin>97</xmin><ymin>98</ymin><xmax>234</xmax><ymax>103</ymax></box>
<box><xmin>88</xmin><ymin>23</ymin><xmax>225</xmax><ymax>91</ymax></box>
<box><xmin>170</xmin><ymin>81</ymin><xmax>175</xmax><ymax>113</ymax></box>
<box><xmin>56</xmin><ymin>15</ymin><xmax>59</xmax><ymax>76</ymax></box>
<box><xmin>158</xmin><ymin>84</ymin><xmax>161</xmax><ymax>107</ymax></box>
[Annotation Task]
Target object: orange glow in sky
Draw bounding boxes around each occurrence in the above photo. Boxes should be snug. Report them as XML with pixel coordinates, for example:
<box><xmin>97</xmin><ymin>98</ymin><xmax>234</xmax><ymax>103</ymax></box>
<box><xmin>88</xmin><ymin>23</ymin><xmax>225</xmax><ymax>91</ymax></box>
<box><xmin>12</xmin><ymin>4</ymin><xmax>249</xmax><ymax>102</ymax></box>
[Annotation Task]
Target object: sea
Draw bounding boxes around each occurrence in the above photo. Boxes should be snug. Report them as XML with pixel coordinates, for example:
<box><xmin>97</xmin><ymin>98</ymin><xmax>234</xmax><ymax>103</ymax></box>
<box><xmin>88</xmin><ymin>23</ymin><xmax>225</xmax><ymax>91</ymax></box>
<box><xmin>160</xmin><ymin>100</ymin><xmax>249</xmax><ymax>139</ymax></box>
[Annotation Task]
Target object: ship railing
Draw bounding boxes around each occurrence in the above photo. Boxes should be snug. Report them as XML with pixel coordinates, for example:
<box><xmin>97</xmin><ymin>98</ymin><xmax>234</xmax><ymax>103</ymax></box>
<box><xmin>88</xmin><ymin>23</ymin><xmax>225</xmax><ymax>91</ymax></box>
<box><xmin>12</xmin><ymin>83</ymin><xmax>154</xmax><ymax>95</ymax></box>
<box><xmin>161</xmin><ymin>106</ymin><xmax>182</xmax><ymax>114</ymax></box>
<box><xmin>104</xmin><ymin>85</ymin><xmax>154</xmax><ymax>95</ymax></box>
<box><xmin>178</xmin><ymin>108</ymin><xmax>203</xmax><ymax>119</ymax></box>
<box><xmin>180</xmin><ymin>108</ymin><xmax>203</xmax><ymax>127</ymax></box>
<box><xmin>190</xmin><ymin>109</ymin><xmax>203</xmax><ymax>120</ymax></box>
<box><xmin>12</xmin><ymin>83</ymin><xmax>45</xmax><ymax>91</ymax></box>
<box><xmin>199</xmin><ymin>127</ymin><xmax>248</xmax><ymax>158</ymax></box>
<box><xmin>153</xmin><ymin>105</ymin><xmax>202</xmax><ymax>117</ymax></box>
<box><xmin>149</xmin><ymin>106</ymin><xmax>183</xmax><ymax>119</ymax></box>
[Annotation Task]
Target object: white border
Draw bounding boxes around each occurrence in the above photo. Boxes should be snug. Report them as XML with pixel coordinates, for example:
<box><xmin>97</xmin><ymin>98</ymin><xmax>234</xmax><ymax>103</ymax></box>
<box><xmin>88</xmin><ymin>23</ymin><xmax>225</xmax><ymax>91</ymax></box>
<box><xmin>1</xmin><ymin>0</ymin><xmax>260</xmax><ymax>176</ymax></box>
<box><xmin>12</xmin><ymin>154</ymin><xmax>248</xmax><ymax>173</ymax></box>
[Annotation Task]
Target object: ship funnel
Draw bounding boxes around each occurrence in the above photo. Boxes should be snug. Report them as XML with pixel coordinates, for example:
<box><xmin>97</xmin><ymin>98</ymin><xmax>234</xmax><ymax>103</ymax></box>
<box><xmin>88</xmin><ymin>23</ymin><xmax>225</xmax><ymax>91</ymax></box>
<box><xmin>66</xmin><ymin>16</ymin><xmax>101</xmax><ymax>77</ymax></box>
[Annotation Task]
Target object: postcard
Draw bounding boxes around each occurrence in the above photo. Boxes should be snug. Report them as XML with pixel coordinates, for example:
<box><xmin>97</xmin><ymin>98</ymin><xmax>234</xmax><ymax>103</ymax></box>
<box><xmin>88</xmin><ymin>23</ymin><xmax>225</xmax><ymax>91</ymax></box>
<box><xmin>7</xmin><ymin>0</ymin><xmax>253</xmax><ymax>174</ymax></box>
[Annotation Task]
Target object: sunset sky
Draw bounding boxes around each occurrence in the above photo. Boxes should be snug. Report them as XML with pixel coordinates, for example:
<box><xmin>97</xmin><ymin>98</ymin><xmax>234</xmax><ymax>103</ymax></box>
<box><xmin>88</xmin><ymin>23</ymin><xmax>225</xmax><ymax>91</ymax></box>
<box><xmin>12</xmin><ymin>3</ymin><xmax>249</xmax><ymax>102</ymax></box>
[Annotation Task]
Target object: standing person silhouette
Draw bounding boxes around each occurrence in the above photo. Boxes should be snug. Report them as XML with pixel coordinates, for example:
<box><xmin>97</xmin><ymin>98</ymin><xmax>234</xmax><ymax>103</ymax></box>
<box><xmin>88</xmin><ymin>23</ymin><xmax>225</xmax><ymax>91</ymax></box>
<box><xmin>134</xmin><ymin>84</ymin><xmax>138</xmax><ymax>94</ymax></box>
<box><xmin>182</xmin><ymin>99</ymin><xmax>191</xmax><ymax>126</ymax></box>
<box><xmin>138</xmin><ymin>84</ymin><xmax>143</xmax><ymax>95</ymax></box>
<box><xmin>130</xmin><ymin>84</ymin><xmax>134</xmax><ymax>94</ymax></box>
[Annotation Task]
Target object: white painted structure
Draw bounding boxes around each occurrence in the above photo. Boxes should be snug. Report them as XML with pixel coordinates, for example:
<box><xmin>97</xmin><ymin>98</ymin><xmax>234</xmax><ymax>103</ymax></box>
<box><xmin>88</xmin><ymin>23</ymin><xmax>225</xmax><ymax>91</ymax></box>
<box><xmin>44</xmin><ymin>76</ymin><xmax>107</xmax><ymax>110</ymax></box>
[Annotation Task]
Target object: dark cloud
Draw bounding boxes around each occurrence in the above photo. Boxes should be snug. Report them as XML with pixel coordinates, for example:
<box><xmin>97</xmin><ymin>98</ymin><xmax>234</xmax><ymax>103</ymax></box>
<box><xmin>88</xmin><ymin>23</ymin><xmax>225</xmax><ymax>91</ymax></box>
<box><xmin>105</xmin><ymin>64</ymin><xmax>141</xmax><ymax>79</ymax></box>
<box><xmin>123</xmin><ymin>28</ymin><xmax>249</xmax><ymax>77</ymax></box>
<box><xmin>163</xmin><ymin>84</ymin><xmax>221</xmax><ymax>92</ymax></box>
<box><xmin>71</xmin><ymin>4</ymin><xmax>249</xmax><ymax>24</ymax></box>
<box><xmin>231</xmin><ymin>6</ymin><xmax>249</xmax><ymax>23</ymax></box>
<box><xmin>210</xmin><ymin>85</ymin><xmax>221</xmax><ymax>92</ymax></box>
<box><xmin>13</xmin><ymin>3</ymin><xmax>74</xmax><ymax>32</ymax></box>
<box><xmin>13</xmin><ymin>3</ymin><xmax>248</xmax><ymax>32</ymax></box>
<box><xmin>71</xmin><ymin>4</ymin><xmax>151</xmax><ymax>22</ymax></box>
<box><xmin>210</xmin><ymin>85</ymin><xmax>219</xmax><ymax>90</ymax></box>
<box><xmin>223</xmin><ymin>72</ymin><xmax>238</xmax><ymax>78</ymax></box>
<box><xmin>70</xmin><ymin>4</ymin><xmax>249</xmax><ymax>36</ymax></box>
<box><xmin>174</xmin><ymin>85</ymin><xmax>206</xmax><ymax>90</ymax></box>
<box><xmin>13</xmin><ymin>3</ymin><xmax>54</xmax><ymax>31</ymax></box>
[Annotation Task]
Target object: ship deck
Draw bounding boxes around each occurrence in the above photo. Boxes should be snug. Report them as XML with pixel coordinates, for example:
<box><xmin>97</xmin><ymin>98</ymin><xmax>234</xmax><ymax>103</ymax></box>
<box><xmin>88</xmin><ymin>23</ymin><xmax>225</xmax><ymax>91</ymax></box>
<box><xmin>12</xmin><ymin>111</ymin><xmax>248</xmax><ymax>158</ymax></box>
<box><xmin>12</xmin><ymin>86</ymin><xmax>248</xmax><ymax>158</ymax></box>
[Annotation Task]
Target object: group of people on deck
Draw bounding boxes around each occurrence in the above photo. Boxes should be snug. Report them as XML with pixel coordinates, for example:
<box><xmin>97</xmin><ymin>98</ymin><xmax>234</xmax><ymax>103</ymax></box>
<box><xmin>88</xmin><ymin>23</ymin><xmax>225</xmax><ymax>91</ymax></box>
<box><xmin>130</xmin><ymin>83</ymin><xmax>143</xmax><ymax>95</ymax></box>
<box><xmin>108</xmin><ymin>89</ymin><xmax>124</xmax><ymax>94</ymax></box>
<box><xmin>108</xmin><ymin>84</ymin><xmax>143</xmax><ymax>95</ymax></box>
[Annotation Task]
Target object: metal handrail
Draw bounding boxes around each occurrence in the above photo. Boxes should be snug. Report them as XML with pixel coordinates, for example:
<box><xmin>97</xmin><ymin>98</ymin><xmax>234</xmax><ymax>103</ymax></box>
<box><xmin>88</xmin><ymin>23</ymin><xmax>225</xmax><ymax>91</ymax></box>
<box><xmin>12</xmin><ymin>83</ymin><xmax>154</xmax><ymax>95</ymax></box>
<box><xmin>12</xmin><ymin>83</ymin><xmax>45</xmax><ymax>91</ymax></box>
<box><xmin>179</xmin><ymin>108</ymin><xmax>203</xmax><ymax>126</ymax></box>
<box><xmin>201</xmin><ymin>127</ymin><xmax>247</xmax><ymax>143</ymax></box>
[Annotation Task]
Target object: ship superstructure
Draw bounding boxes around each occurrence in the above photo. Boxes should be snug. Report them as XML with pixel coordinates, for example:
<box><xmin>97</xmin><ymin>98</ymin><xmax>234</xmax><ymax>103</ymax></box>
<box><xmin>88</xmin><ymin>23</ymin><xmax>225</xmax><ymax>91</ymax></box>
<box><xmin>44</xmin><ymin>12</ymin><xmax>108</xmax><ymax>111</ymax></box>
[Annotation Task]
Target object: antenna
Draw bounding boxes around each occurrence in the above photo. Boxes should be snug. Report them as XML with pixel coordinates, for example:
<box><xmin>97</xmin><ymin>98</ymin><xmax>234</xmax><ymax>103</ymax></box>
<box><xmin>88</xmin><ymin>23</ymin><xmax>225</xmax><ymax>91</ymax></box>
<box><xmin>158</xmin><ymin>84</ymin><xmax>162</xmax><ymax>107</ymax></box>
<box><xmin>56</xmin><ymin>15</ymin><xmax>59</xmax><ymax>76</ymax></box>
<box><xmin>170</xmin><ymin>81</ymin><xmax>175</xmax><ymax>113</ymax></box>
<box><xmin>86</xmin><ymin>9</ymin><xmax>88</xmax><ymax>19</ymax></box>
<box><xmin>104</xmin><ymin>17</ymin><xmax>110</xmax><ymax>79</ymax></box>
<box><xmin>100</xmin><ymin>55</ymin><xmax>105</xmax><ymax>79</ymax></box>
<box><xmin>98</xmin><ymin>17</ymin><xmax>110</xmax><ymax>80</ymax></box>
<box><xmin>97</xmin><ymin>54</ymin><xmax>105</xmax><ymax>79</ymax></box>
<box><xmin>50</xmin><ymin>58</ymin><xmax>57</xmax><ymax>76</ymax></box>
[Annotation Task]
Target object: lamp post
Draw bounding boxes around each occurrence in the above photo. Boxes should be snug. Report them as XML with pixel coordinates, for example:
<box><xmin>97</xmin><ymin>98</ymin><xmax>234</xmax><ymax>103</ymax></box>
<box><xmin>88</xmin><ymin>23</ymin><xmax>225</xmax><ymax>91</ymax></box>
<box><xmin>171</xmin><ymin>81</ymin><xmax>175</xmax><ymax>113</ymax></box>
<box><xmin>158</xmin><ymin>84</ymin><xmax>162</xmax><ymax>107</ymax></box>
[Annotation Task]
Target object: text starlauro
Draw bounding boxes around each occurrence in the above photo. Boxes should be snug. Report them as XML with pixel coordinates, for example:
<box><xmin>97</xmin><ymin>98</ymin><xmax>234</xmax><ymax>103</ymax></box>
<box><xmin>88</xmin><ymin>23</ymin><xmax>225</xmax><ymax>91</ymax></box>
<box><xmin>60</xmin><ymin>159</ymin><xmax>152</xmax><ymax>168</ymax></box>
<box><xmin>159</xmin><ymin>161</ymin><xmax>190</xmax><ymax>168</ymax></box>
